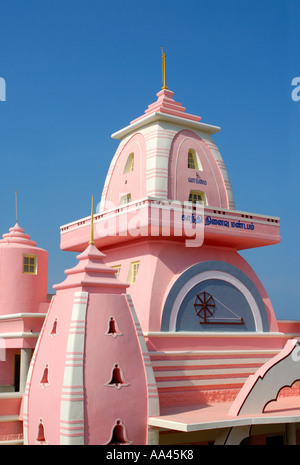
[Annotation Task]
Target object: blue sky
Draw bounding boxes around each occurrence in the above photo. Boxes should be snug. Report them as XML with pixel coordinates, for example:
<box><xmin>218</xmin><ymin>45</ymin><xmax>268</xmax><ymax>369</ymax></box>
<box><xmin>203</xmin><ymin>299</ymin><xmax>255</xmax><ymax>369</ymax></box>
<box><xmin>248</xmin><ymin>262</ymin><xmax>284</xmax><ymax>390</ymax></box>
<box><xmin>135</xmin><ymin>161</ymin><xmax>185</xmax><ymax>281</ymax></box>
<box><xmin>0</xmin><ymin>0</ymin><xmax>299</xmax><ymax>321</ymax></box>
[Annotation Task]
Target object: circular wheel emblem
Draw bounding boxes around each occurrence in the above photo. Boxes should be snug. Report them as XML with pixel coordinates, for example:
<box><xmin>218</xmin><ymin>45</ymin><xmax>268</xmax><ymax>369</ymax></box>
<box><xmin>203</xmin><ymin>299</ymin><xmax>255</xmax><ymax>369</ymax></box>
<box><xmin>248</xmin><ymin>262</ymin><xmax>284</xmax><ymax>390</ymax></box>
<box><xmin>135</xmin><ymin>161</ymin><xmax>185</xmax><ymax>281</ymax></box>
<box><xmin>194</xmin><ymin>291</ymin><xmax>215</xmax><ymax>324</ymax></box>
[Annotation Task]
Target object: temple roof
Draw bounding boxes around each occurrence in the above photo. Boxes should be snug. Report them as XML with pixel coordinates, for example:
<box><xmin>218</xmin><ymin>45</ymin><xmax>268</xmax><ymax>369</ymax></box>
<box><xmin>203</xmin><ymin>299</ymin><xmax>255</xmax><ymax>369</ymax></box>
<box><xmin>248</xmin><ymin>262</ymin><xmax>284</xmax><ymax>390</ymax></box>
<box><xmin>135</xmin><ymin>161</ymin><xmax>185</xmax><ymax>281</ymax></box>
<box><xmin>111</xmin><ymin>89</ymin><xmax>220</xmax><ymax>140</ymax></box>
<box><xmin>53</xmin><ymin>243</ymin><xmax>128</xmax><ymax>292</ymax></box>
<box><xmin>0</xmin><ymin>223</ymin><xmax>37</xmax><ymax>247</ymax></box>
<box><xmin>130</xmin><ymin>88</ymin><xmax>201</xmax><ymax>125</ymax></box>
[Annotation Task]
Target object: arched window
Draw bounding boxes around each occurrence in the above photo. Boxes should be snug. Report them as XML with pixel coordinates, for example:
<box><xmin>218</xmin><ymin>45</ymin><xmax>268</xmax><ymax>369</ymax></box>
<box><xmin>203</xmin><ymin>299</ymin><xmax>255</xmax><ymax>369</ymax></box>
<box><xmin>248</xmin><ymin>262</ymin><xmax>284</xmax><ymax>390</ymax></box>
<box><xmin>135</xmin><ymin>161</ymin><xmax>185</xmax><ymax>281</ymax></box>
<box><xmin>123</xmin><ymin>153</ymin><xmax>134</xmax><ymax>173</ymax></box>
<box><xmin>188</xmin><ymin>149</ymin><xmax>201</xmax><ymax>170</ymax></box>
<box><xmin>119</xmin><ymin>193</ymin><xmax>131</xmax><ymax>205</ymax></box>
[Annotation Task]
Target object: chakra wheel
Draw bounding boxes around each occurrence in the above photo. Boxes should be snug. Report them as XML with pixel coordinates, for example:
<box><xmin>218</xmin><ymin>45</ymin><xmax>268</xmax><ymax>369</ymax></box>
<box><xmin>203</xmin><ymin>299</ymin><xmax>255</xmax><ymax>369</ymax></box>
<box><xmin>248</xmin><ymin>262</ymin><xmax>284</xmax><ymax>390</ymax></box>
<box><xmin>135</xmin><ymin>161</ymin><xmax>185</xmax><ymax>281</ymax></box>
<box><xmin>194</xmin><ymin>291</ymin><xmax>215</xmax><ymax>324</ymax></box>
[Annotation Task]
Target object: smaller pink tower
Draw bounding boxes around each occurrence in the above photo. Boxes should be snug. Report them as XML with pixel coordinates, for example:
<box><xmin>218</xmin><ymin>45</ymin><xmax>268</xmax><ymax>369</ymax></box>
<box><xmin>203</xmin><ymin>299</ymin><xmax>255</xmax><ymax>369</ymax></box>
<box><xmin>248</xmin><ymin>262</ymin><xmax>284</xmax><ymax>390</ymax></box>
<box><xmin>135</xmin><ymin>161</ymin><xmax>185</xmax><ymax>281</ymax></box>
<box><xmin>23</xmin><ymin>198</ymin><xmax>159</xmax><ymax>445</ymax></box>
<box><xmin>0</xmin><ymin>213</ymin><xmax>49</xmax><ymax>444</ymax></box>
<box><xmin>0</xmin><ymin>222</ymin><xmax>48</xmax><ymax>316</ymax></box>
<box><xmin>0</xmin><ymin>220</ymin><xmax>49</xmax><ymax>393</ymax></box>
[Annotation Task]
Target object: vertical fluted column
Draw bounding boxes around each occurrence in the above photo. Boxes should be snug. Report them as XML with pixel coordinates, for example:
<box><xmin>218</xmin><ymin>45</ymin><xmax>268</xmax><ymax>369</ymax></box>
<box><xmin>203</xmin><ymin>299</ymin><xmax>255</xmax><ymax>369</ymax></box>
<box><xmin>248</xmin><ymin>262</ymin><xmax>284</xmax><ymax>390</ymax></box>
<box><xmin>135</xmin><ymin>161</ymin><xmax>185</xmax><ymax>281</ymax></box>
<box><xmin>59</xmin><ymin>291</ymin><xmax>88</xmax><ymax>445</ymax></box>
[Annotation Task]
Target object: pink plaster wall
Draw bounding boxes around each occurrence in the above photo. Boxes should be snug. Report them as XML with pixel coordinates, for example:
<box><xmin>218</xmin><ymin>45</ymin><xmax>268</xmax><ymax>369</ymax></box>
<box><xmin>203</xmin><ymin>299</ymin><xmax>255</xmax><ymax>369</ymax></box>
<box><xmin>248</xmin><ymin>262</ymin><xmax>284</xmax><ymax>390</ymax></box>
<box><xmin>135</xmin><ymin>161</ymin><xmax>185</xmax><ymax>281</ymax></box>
<box><xmin>168</xmin><ymin>130</ymin><xmax>228</xmax><ymax>208</ymax></box>
<box><xmin>103</xmin><ymin>133</ymin><xmax>147</xmax><ymax>210</ymax></box>
<box><xmin>102</xmin><ymin>240</ymin><xmax>278</xmax><ymax>334</ymax></box>
<box><xmin>84</xmin><ymin>293</ymin><xmax>148</xmax><ymax>445</ymax></box>
<box><xmin>26</xmin><ymin>290</ymin><xmax>74</xmax><ymax>445</ymax></box>
<box><xmin>0</xmin><ymin>316</ymin><xmax>46</xmax><ymax>335</ymax></box>
<box><xmin>0</xmin><ymin>245</ymin><xmax>48</xmax><ymax>315</ymax></box>
<box><xmin>145</xmin><ymin>334</ymin><xmax>284</xmax><ymax>353</ymax></box>
<box><xmin>0</xmin><ymin>393</ymin><xmax>23</xmax><ymax>442</ymax></box>
<box><xmin>101</xmin><ymin>240</ymin><xmax>156</xmax><ymax>331</ymax></box>
<box><xmin>0</xmin><ymin>350</ymin><xmax>17</xmax><ymax>386</ymax></box>
<box><xmin>277</xmin><ymin>320</ymin><xmax>300</xmax><ymax>334</ymax></box>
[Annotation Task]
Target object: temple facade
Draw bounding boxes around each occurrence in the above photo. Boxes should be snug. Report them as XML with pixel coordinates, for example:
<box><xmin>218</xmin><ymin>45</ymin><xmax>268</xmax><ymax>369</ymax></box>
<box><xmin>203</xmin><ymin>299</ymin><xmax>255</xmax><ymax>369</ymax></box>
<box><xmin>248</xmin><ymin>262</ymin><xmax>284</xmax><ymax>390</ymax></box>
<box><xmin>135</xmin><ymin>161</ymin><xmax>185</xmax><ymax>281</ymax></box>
<box><xmin>1</xmin><ymin>67</ymin><xmax>300</xmax><ymax>445</ymax></box>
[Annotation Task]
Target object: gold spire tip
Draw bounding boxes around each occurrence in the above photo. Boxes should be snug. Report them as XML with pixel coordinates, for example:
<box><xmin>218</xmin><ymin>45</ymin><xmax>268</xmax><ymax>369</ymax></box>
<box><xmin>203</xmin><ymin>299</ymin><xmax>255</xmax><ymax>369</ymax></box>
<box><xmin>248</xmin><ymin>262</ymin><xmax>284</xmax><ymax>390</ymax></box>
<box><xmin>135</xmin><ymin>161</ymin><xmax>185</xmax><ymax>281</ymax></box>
<box><xmin>161</xmin><ymin>47</ymin><xmax>168</xmax><ymax>90</ymax></box>
<box><xmin>89</xmin><ymin>195</ymin><xmax>95</xmax><ymax>245</ymax></box>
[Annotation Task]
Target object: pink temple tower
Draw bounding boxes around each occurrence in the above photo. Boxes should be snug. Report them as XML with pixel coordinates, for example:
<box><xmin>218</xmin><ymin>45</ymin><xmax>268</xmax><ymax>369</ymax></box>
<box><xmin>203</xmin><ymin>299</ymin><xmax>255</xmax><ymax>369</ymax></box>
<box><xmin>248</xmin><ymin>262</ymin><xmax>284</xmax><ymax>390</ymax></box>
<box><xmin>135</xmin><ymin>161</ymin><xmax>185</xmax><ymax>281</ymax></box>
<box><xmin>23</xmin><ymin>53</ymin><xmax>299</xmax><ymax>445</ymax></box>
<box><xmin>60</xmin><ymin>66</ymin><xmax>280</xmax><ymax>339</ymax></box>
<box><xmin>23</xmin><ymin>199</ymin><xmax>159</xmax><ymax>445</ymax></box>
<box><xmin>0</xmin><ymin>220</ymin><xmax>49</xmax><ymax>444</ymax></box>
<box><xmin>56</xmin><ymin>56</ymin><xmax>284</xmax><ymax>441</ymax></box>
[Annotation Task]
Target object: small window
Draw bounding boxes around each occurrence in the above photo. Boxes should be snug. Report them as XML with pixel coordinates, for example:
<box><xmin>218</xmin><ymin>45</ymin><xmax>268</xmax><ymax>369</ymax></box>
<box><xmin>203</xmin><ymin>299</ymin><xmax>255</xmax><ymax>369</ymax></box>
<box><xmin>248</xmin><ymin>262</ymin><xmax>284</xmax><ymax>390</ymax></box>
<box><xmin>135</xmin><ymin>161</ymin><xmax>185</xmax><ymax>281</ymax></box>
<box><xmin>124</xmin><ymin>153</ymin><xmax>134</xmax><ymax>174</ymax></box>
<box><xmin>188</xmin><ymin>149</ymin><xmax>199</xmax><ymax>170</ymax></box>
<box><xmin>189</xmin><ymin>190</ymin><xmax>205</xmax><ymax>204</ymax></box>
<box><xmin>127</xmin><ymin>261</ymin><xmax>140</xmax><ymax>284</ymax></box>
<box><xmin>119</xmin><ymin>194</ymin><xmax>132</xmax><ymax>205</ymax></box>
<box><xmin>23</xmin><ymin>254</ymin><xmax>37</xmax><ymax>274</ymax></box>
<box><xmin>112</xmin><ymin>265</ymin><xmax>121</xmax><ymax>279</ymax></box>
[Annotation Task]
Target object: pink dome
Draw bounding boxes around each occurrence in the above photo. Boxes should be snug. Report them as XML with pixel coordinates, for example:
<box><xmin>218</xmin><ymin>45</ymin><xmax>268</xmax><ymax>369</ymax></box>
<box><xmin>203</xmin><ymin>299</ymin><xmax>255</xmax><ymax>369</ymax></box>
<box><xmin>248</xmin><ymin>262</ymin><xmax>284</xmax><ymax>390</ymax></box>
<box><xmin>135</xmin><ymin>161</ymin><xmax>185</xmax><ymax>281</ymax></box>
<box><xmin>0</xmin><ymin>223</ymin><xmax>37</xmax><ymax>247</ymax></box>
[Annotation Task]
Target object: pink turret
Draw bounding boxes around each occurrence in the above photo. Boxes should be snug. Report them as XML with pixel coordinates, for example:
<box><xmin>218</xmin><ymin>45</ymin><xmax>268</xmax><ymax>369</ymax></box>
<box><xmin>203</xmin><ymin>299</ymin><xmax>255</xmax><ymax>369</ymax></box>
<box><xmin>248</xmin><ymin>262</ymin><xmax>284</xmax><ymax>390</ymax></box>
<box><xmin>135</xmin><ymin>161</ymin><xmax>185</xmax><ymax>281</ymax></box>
<box><xmin>0</xmin><ymin>222</ymin><xmax>49</xmax><ymax>392</ymax></box>
<box><xmin>23</xmin><ymin>208</ymin><xmax>158</xmax><ymax>444</ymax></box>
<box><xmin>0</xmin><ymin>223</ymin><xmax>48</xmax><ymax>315</ymax></box>
<box><xmin>0</xmin><ymin>221</ymin><xmax>50</xmax><ymax>443</ymax></box>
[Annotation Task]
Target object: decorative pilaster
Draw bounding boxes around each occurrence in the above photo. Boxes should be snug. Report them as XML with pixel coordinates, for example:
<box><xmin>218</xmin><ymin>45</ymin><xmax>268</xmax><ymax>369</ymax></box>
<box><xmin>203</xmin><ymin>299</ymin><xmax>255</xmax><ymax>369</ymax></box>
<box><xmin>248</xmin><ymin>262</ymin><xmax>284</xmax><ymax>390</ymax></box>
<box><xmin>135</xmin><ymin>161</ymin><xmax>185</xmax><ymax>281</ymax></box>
<box><xmin>59</xmin><ymin>291</ymin><xmax>88</xmax><ymax>445</ymax></box>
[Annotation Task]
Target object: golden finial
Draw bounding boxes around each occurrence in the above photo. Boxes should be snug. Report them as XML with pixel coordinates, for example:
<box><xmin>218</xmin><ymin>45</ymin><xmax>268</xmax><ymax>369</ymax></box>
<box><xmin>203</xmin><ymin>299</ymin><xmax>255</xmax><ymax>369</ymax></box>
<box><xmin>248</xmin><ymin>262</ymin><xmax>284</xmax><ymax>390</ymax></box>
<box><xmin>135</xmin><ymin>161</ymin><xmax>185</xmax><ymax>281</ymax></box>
<box><xmin>161</xmin><ymin>47</ymin><xmax>168</xmax><ymax>90</ymax></box>
<box><xmin>15</xmin><ymin>191</ymin><xmax>18</xmax><ymax>223</ymax></box>
<box><xmin>89</xmin><ymin>195</ymin><xmax>95</xmax><ymax>245</ymax></box>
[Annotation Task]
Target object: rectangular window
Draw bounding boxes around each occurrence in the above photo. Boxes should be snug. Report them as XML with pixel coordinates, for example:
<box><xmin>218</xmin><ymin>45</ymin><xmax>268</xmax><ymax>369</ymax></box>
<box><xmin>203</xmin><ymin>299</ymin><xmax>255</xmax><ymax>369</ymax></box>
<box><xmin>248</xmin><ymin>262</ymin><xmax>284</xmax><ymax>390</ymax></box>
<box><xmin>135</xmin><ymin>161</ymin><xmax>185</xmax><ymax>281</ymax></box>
<box><xmin>127</xmin><ymin>261</ymin><xmax>140</xmax><ymax>284</ymax></box>
<box><xmin>23</xmin><ymin>254</ymin><xmax>37</xmax><ymax>274</ymax></box>
<box><xmin>189</xmin><ymin>190</ymin><xmax>205</xmax><ymax>204</ymax></box>
<box><xmin>111</xmin><ymin>265</ymin><xmax>121</xmax><ymax>279</ymax></box>
<box><xmin>119</xmin><ymin>193</ymin><xmax>132</xmax><ymax>205</ymax></box>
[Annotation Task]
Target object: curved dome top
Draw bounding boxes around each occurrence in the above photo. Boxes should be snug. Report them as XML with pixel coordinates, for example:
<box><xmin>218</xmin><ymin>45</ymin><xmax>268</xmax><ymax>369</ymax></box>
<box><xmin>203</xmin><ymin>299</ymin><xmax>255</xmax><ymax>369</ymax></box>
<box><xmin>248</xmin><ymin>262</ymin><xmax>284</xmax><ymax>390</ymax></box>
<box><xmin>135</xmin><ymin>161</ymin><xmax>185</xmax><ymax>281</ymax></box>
<box><xmin>100</xmin><ymin>87</ymin><xmax>235</xmax><ymax>212</ymax></box>
<box><xmin>0</xmin><ymin>223</ymin><xmax>37</xmax><ymax>247</ymax></box>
